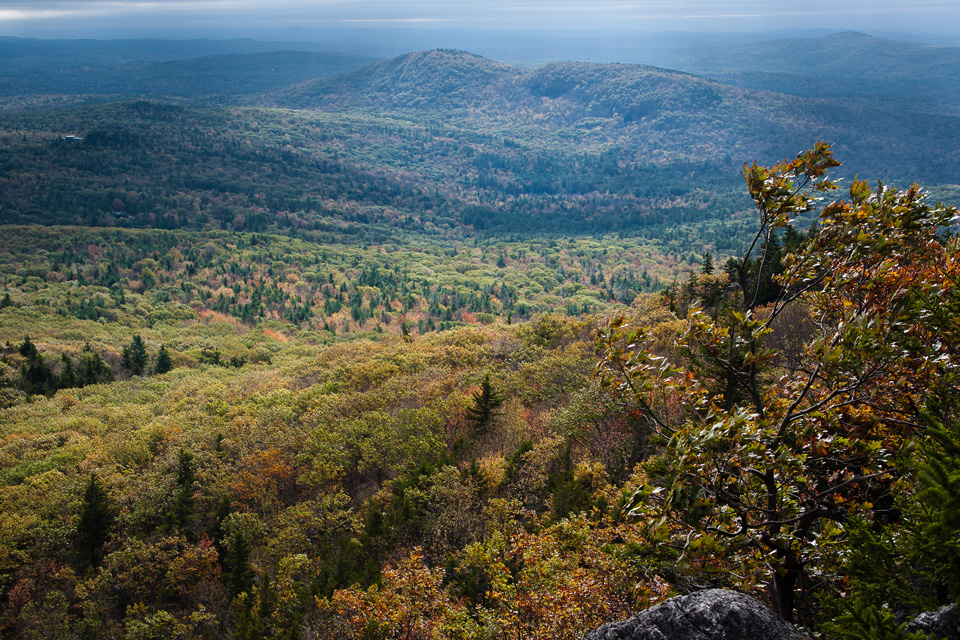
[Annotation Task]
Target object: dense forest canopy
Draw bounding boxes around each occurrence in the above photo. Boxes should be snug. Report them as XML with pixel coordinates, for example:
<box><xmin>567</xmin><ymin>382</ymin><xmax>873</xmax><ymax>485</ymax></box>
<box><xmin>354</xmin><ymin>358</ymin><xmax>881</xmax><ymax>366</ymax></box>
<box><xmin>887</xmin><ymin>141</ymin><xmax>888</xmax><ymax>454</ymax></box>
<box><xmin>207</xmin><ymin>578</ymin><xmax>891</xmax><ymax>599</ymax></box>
<box><xmin>0</xmin><ymin>31</ymin><xmax>959</xmax><ymax>640</ymax></box>
<box><xmin>2</xmin><ymin>41</ymin><xmax>960</xmax><ymax>244</ymax></box>
<box><xmin>1</xmin><ymin>142</ymin><xmax>957</xmax><ymax>639</ymax></box>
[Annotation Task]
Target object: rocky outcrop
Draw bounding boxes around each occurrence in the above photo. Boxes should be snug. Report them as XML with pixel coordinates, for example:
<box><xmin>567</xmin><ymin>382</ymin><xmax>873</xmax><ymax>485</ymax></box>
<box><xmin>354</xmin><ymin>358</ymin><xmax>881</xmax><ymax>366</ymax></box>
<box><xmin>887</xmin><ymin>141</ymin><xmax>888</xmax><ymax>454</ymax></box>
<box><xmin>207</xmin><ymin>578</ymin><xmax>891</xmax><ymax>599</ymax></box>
<box><xmin>582</xmin><ymin>589</ymin><xmax>810</xmax><ymax>640</ymax></box>
<box><xmin>906</xmin><ymin>604</ymin><xmax>959</xmax><ymax>640</ymax></box>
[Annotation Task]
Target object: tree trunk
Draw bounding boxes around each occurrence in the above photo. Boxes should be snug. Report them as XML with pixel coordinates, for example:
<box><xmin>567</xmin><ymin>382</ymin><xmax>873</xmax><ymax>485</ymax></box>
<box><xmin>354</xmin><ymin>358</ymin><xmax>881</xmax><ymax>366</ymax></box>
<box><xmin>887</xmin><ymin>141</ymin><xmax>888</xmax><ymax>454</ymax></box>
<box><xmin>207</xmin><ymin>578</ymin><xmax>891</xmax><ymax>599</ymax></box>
<box><xmin>771</xmin><ymin>562</ymin><xmax>800</xmax><ymax>623</ymax></box>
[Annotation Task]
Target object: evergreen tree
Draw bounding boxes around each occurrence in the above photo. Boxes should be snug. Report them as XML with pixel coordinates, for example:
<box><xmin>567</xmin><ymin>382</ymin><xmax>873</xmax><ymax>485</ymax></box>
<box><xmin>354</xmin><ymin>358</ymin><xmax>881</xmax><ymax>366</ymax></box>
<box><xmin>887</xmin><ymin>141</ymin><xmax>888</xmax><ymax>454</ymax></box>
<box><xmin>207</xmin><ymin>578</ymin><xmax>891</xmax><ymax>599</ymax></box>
<box><xmin>154</xmin><ymin>344</ymin><xmax>173</xmax><ymax>374</ymax></box>
<box><xmin>76</xmin><ymin>343</ymin><xmax>114</xmax><ymax>386</ymax></box>
<box><xmin>122</xmin><ymin>334</ymin><xmax>148</xmax><ymax>375</ymax></box>
<box><xmin>58</xmin><ymin>353</ymin><xmax>76</xmax><ymax>389</ymax></box>
<box><xmin>18</xmin><ymin>335</ymin><xmax>38</xmax><ymax>359</ymax></box>
<box><xmin>702</xmin><ymin>251</ymin><xmax>714</xmax><ymax>275</ymax></box>
<box><xmin>19</xmin><ymin>338</ymin><xmax>54</xmax><ymax>396</ymax></box>
<box><xmin>464</xmin><ymin>374</ymin><xmax>504</xmax><ymax>435</ymax></box>
<box><xmin>76</xmin><ymin>474</ymin><xmax>115</xmax><ymax>570</ymax></box>
<box><xmin>913</xmin><ymin>404</ymin><xmax>960</xmax><ymax>599</ymax></box>
<box><xmin>165</xmin><ymin>450</ymin><xmax>194</xmax><ymax>532</ymax></box>
<box><xmin>227</xmin><ymin>530</ymin><xmax>255</xmax><ymax>598</ymax></box>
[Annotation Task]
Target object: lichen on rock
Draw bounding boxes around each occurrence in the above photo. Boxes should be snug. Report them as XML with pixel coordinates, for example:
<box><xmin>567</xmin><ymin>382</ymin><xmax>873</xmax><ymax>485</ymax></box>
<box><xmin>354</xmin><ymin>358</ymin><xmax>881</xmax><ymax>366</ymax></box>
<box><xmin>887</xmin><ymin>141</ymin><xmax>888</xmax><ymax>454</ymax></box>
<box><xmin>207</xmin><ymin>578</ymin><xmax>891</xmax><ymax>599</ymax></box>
<box><xmin>582</xmin><ymin>589</ymin><xmax>810</xmax><ymax>640</ymax></box>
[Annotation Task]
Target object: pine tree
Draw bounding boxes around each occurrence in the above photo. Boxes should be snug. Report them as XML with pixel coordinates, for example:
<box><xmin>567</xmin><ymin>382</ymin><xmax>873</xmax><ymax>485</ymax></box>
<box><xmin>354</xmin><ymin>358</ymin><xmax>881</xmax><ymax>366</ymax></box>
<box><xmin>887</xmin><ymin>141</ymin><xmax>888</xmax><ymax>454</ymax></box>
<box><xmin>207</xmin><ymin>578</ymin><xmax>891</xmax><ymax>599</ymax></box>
<box><xmin>122</xmin><ymin>334</ymin><xmax>148</xmax><ymax>375</ymax></box>
<box><xmin>154</xmin><ymin>344</ymin><xmax>173</xmax><ymax>374</ymax></box>
<box><xmin>19</xmin><ymin>338</ymin><xmax>54</xmax><ymax>396</ymax></box>
<box><xmin>77</xmin><ymin>343</ymin><xmax>114</xmax><ymax>386</ymax></box>
<box><xmin>227</xmin><ymin>531</ymin><xmax>254</xmax><ymax>597</ymax></box>
<box><xmin>914</xmin><ymin>406</ymin><xmax>960</xmax><ymax>598</ymax></box>
<box><xmin>165</xmin><ymin>450</ymin><xmax>194</xmax><ymax>531</ymax></box>
<box><xmin>77</xmin><ymin>474</ymin><xmax>115</xmax><ymax>570</ymax></box>
<box><xmin>58</xmin><ymin>353</ymin><xmax>76</xmax><ymax>389</ymax></box>
<box><xmin>18</xmin><ymin>335</ymin><xmax>38</xmax><ymax>359</ymax></box>
<box><xmin>464</xmin><ymin>374</ymin><xmax>504</xmax><ymax>435</ymax></box>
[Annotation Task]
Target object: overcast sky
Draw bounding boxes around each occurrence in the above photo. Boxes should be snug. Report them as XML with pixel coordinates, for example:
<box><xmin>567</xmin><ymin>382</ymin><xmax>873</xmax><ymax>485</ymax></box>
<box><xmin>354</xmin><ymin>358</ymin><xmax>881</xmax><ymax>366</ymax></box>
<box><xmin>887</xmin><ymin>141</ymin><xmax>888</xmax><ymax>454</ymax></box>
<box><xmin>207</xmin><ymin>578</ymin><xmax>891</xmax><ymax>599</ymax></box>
<box><xmin>2</xmin><ymin>0</ymin><xmax>959</xmax><ymax>36</ymax></box>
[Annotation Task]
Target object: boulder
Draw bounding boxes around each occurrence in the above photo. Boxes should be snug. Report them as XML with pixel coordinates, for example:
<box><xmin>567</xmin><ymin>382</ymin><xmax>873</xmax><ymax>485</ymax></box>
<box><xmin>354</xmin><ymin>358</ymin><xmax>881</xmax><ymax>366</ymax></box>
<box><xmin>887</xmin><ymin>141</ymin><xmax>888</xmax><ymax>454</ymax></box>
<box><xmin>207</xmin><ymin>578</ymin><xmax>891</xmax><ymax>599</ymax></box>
<box><xmin>582</xmin><ymin>589</ymin><xmax>810</xmax><ymax>640</ymax></box>
<box><xmin>906</xmin><ymin>604</ymin><xmax>959</xmax><ymax>640</ymax></box>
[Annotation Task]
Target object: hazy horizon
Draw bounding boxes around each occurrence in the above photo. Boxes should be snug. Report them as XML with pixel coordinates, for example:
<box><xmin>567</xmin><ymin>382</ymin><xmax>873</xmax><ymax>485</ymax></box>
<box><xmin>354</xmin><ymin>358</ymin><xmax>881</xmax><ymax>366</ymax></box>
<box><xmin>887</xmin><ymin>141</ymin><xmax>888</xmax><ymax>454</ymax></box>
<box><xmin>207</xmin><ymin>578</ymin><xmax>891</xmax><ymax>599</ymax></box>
<box><xmin>2</xmin><ymin>0</ymin><xmax>959</xmax><ymax>47</ymax></box>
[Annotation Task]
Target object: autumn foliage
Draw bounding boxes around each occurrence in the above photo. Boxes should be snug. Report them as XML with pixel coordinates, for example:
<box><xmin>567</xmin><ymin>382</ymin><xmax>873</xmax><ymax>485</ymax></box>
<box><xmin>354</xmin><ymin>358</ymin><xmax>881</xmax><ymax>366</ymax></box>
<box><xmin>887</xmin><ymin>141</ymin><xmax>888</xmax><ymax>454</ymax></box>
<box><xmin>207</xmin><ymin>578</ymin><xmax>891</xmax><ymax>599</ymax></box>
<box><xmin>0</xmin><ymin>147</ymin><xmax>957</xmax><ymax>639</ymax></box>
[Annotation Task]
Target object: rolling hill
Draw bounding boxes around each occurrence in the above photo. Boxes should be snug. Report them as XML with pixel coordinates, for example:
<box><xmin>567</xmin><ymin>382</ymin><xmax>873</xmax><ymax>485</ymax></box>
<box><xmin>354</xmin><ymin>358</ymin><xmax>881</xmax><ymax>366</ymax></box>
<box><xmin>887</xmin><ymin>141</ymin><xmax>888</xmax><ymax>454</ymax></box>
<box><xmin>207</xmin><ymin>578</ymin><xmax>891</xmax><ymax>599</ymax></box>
<box><xmin>2</xmin><ymin>47</ymin><xmax>960</xmax><ymax>244</ymax></box>
<box><xmin>274</xmin><ymin>48</ymin><xmax>960</xmax><ymax>185</ymax></box>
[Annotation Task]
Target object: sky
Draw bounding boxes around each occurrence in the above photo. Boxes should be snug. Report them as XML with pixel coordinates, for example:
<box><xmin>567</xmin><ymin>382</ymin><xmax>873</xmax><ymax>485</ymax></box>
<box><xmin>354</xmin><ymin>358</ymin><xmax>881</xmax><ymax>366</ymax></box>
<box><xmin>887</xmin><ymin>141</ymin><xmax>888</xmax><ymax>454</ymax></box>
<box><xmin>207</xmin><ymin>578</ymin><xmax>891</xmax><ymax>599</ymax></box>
<box><xmin>3</xmin><ymin>0</ymin><xmax>960</xmax><ymax>37</ymax></box>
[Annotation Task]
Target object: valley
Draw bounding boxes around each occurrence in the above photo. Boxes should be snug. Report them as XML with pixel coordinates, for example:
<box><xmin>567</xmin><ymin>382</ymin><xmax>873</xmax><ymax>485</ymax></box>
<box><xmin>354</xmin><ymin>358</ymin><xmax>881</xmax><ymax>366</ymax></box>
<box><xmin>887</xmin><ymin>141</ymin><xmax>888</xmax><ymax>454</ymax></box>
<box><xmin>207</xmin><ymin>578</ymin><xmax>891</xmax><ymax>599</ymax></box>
<box><xmin>0</xmin><ymin>30</ymin><xmax>958</xmax><ymax>640</ymax></box>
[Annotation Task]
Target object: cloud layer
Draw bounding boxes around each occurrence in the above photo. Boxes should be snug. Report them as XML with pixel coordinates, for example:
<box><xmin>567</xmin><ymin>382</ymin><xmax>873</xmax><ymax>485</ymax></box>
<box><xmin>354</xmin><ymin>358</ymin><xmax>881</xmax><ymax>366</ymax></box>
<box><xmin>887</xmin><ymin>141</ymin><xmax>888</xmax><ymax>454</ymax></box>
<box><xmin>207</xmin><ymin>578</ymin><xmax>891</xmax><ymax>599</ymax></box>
<box><xmin>2</xmin><ymin>0</ymin><xmax>958</xmax><ymax>32</ymax></box>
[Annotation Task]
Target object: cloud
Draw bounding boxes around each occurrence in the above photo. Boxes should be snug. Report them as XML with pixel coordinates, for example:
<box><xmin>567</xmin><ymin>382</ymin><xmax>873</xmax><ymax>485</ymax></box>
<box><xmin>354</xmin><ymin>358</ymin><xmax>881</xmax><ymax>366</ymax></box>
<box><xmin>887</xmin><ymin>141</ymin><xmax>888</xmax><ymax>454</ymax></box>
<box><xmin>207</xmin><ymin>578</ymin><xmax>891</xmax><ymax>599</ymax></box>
<box><xmin>1</xmin><ymin>0</ymin><xmax>958</xmax><ymax>31</ymax></box>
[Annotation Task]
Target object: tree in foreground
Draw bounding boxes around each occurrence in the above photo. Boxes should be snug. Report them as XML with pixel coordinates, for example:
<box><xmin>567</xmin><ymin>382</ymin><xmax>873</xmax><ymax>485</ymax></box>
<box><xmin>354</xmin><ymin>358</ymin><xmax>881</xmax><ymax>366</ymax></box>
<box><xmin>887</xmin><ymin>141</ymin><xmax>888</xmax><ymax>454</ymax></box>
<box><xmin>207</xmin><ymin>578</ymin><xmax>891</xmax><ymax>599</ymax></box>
<box><xmin>596</xmin><ymin>143</ymin><xmax>959</xmax><ymax>622</ymax></box>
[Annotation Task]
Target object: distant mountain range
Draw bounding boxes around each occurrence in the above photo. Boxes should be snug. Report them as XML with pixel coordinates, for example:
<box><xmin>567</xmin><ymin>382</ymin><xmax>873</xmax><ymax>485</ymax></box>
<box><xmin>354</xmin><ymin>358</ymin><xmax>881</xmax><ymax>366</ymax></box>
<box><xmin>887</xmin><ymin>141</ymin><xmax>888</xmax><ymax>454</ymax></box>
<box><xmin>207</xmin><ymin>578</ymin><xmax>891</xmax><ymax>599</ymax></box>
<box><xmin>1</xmin><ymin>33</ymin><xmax>959</xmax><ymax>241</ymax></box>
<box><xmin>271</xmin><ymin>48</ymin><xmax>960</xmax><ymax>186</ymax></box>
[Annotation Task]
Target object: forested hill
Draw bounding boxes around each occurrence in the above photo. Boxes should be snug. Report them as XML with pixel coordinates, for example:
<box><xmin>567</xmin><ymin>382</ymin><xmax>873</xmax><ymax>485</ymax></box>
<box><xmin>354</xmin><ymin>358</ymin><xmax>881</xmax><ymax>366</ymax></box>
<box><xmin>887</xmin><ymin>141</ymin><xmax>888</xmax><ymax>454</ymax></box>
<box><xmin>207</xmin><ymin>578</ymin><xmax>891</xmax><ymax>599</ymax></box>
<box><xmin>273</xmin><ymin>49</ymin><xmax>960</xmax><ymax>186</ymax></box>
<box><xmin>3</xmin><ymin>45</ymin><xmax>960</xmax><ymax>242</ymax></box>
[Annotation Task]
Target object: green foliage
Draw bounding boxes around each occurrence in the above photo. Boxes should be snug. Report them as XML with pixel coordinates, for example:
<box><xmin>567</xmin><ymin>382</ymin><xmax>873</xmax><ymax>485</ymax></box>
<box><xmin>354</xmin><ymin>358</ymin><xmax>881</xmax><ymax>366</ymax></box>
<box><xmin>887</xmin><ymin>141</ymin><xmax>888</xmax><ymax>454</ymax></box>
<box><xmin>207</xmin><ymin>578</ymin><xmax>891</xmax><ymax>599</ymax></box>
<box><xmin>829</xmin><ymin>602</ymin><xmax>932</xmax><ymax>640</ymax></box>
<box><xmin>76</xmin><ymin>343</ymin><xmax>115</xmax><ymax>386</ymax></box>
<box><xmin>915</xmin><ymin>408</ymin><xmax>960</xmax><ymax>599</ymax></box>
<box><xmin>597</xmin><ymin>144</ymin><xmax>960</xmax><ymax>623</ymax></box>
<box><xmin>464</xmin><ymin>374</ymin><xmax>504</xmax><ymax>435</ymax></box>
<box><xmin>0</xmin><ymin>337</ymin><xmax>113</xmax><ymax>397</ymax></box>
<box><xmin>0</xmin><ymin>226</ymin><xmax>675</xmax><ymax>346</ymax></box>
<box><xmin>547</xmin><ymin>440</ymin><xmax>599</xmax><ymax>521</ymax></box>
<box><xmin>1</xmin><ymin>137</ymin><xmax>957</xmax><ymax>638</ymax></box>
<box><xmin>77</xmin><ymin>474</ymin><xmax>116</xmax><ymax>570</ymax></box>
<box><xmin>164</xmin><ymin>450</ymin><xmax>195</xmax><ymax>533</ymax></box>
<box><xmin>122</xmin><ymin>334</ymin><xmax>149</xmax><ymax>376</ymax></box>
<box><xmin>822</xmin><ymin>400</ymin><xmax>960</xmax><ymax>637</ymax></box>
<box><xmin>226</xmin><ymin>531</ymin><xmax>255</xmax><ymax>599</ymax></box>
<box><xmin>154</xmin><ymin>344</ymin><xmax>173</xmax><ymax>375</ymax></box>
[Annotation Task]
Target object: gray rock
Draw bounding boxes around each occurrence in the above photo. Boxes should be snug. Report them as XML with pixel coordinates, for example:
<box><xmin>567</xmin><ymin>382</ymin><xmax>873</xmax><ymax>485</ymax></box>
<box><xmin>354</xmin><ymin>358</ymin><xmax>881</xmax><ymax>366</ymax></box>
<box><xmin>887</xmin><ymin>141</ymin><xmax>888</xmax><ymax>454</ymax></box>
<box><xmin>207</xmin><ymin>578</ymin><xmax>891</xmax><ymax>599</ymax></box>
<box><xmin>906</xmin><ymin>604</ymin><xmax>959</xmax><ymax>640</ymax></box>
<box><xmin>582</xmin><ymin>589</ymin><xmax>810</xmax><ymax>640</ymax></box>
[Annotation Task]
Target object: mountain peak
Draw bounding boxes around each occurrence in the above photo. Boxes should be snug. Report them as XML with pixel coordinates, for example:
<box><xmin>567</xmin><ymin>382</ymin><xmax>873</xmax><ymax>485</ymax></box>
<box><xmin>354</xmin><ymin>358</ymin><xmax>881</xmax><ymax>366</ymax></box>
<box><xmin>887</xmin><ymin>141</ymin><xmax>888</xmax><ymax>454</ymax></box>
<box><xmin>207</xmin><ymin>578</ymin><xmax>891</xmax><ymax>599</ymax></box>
<box><xmin>821</xmin><ymin>30</ymin><xmax>875</xmax><ymax>42</ymax></box>
<box><xmin>279</xmin><ymin>49</ymin><xmax>519</xmax><ymax>111</ymax></box>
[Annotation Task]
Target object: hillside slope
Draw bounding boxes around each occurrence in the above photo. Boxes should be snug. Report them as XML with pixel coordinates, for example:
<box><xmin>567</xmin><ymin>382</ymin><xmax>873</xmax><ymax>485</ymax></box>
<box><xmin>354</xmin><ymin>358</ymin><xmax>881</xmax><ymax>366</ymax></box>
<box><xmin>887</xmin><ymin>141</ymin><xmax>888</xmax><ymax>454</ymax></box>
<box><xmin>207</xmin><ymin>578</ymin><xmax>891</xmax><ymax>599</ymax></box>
<box><xmin>274</xmin><ymin>49</ymin><xmax>960</xmax><ymax>185</ymax></box>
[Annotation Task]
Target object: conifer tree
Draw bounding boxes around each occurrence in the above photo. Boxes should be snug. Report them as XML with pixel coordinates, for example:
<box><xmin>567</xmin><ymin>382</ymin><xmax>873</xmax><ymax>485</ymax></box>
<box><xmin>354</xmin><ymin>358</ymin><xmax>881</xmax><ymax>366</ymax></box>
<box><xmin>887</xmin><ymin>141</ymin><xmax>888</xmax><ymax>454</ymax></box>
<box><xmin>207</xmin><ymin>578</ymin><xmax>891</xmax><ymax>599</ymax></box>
<box><xmin>166</xmin><ymin>450</ymin><xmax>195</xmax><ymax>532</ymax></box>
<box><xmin>154</xmin><ymin>344</ymin><xmax>173</xmax><ymax>375</ymax></box>
<box><xmin>18</xmin><ymin>335</ymin><xmax>38</xmax><ymax>359</ymax></box>
<box><xmin>914</xmin><ymin>406</ymin><xmax>960</xmax><ymax>598</ymax></box>
<box><xmin>122</xmin><ymin>334</ymin><xmax>148</xmax><ymax>375</ymax></box>
<box><xmin>227</xmin><ymin>531</ymin><xmax>254</xmax><ymax>597</ymax></box>
<box><xmin>465</xmin><ymin>374</ymin><xmax>504</xmax><ymax>435</ymax></box>
<box><xmin>58</xmin><ymin>353</ymin><xmax>76</xmax><ymax>389</ymax></box>
<box><xmin>77</xmin><ymin>474</ymin><xmax>115</xmax><ymax>570</ymax></box>
<box><xmin>77</xmin><ymin>343</ymin><xmax>114</xmax><ymax>386</ymax></box>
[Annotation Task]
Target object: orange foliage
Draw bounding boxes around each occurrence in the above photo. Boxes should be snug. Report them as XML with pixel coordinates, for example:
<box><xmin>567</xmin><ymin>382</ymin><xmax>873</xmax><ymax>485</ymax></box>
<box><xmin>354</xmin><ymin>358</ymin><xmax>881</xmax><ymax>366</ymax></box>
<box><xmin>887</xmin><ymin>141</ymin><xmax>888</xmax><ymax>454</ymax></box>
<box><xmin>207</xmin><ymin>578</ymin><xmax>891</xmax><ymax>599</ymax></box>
<box><xmin>326</xmin><ymin>548</ymin><xmax>462</xmax><ymax>640</ymax></box>
<box><xmin>228</xmin><ymin>448</ymin><xmax>297</xmax><ymax>515</ymax></box>
<box><xmin>198</xmin><ymin>310</ymin><xmax>240</xmax><ymax>325</ymax></box>
<box><xmin>262</xmin><ymin>328</ymin><xmax>289</xmax><ymax>342</ymax></box>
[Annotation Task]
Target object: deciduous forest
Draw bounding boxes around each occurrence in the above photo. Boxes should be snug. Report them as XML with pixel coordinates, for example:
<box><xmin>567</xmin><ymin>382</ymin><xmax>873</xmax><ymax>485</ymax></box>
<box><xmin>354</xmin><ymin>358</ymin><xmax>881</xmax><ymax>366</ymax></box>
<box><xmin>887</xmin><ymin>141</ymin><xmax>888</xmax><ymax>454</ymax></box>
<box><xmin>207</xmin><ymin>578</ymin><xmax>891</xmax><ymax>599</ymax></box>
<box><xmin>0</xmin><ymin>33</ymin><xmax>958</xmax><ymax>640</ymax></box>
